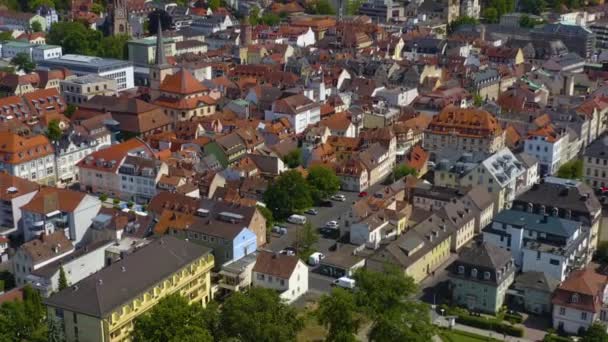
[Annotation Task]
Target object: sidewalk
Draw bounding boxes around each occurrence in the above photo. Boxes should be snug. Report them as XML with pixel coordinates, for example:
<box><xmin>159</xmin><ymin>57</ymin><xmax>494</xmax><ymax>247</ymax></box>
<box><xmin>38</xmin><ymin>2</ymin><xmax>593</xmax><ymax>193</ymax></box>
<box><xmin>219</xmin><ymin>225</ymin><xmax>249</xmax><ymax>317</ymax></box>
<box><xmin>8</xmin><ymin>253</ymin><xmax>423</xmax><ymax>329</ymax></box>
<box><xmin>433</xmin><ymin>312</ymin><xmax>532</xmax><ymax>342</ymax></box>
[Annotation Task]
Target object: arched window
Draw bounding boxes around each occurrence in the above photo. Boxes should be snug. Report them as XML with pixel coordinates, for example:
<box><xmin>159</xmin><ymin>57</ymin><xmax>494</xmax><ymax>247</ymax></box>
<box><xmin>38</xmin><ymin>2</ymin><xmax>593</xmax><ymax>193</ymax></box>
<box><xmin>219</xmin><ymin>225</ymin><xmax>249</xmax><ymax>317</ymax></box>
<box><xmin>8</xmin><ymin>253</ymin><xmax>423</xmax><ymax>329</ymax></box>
<box><xmin>458</xmin><ymin>265</ymin><xmax>465</xmax><ymax>274</ymax></box>
<box><xmin>484</xmin><ymin>272</ymin><xmax>491</xmax><ymax>280</ymax></box>
<box><xmin>571</xmin><ymin>293</ymin><xmax>579</xmax><ymax>303</ymax></box>
<box><xmin>471</xmin><ymin>268</ymin><xmax>478</xmax><ymax>277</ymax></box>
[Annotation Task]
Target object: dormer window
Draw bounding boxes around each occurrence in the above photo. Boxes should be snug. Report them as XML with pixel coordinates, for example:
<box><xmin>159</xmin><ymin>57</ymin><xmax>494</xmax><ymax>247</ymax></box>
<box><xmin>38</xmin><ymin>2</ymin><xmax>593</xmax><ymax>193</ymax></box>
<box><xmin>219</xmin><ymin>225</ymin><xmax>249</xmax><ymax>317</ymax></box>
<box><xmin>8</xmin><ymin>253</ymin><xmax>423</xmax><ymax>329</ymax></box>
<box><xmin>458</xmin><ymin>265</ymin><xmax>465</xmax><ymax>274</ymax></box>
<box><xmin>571</xmin><ymin>293</ymin><xmax>579</xmax><ymax>303</ymax></box>
<box><xmin>484</xmin><ymin>272</ymin><xmax>491</xmax><ymax>280</ymax></box>
<box><xmin>471</xmin><ymin>268</ymin><xmax>478</xmax><ymax>277</ymax></box>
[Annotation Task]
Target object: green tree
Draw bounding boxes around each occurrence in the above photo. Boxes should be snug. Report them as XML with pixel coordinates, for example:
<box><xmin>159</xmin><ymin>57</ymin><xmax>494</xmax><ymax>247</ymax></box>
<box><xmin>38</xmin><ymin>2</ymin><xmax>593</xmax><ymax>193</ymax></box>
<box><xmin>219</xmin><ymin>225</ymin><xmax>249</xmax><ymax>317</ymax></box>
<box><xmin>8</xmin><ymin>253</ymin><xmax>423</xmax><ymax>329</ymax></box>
<box><xmin>316</xmin><ymin>288</ymin><xmax>361</xmax><ymax>342</ymax></box>
<box><xmin>473</xmin><ymin>93</ymin><xmax>484</xmax><ymax>106</ymax></box>
<box><xmin>58</xmin><ymin>266</ymin><xmax>68</xmax><ymax>291</ymax></box>
<box><xmin>582</xmin><ymin>323</ymin><xmax>608</xmax><ymax>342</ymax></box>
<box><xmin>90</xmin><ymin>3</ymin><xmax>104</xmax><ymax>14</ymax></box>
<box><xmin>296</xmin><ymin>222</ymin><xmax>319</xmax><ymax>260</ymax></box>
<box><xmin>31</xmin><ymin>21</ymin><xmax>43</xmax><ymax>33</ymax></box>
<box><xmin>209</xmin><ymin>0</ymin><xmax>220</xmax><ymax>10</ymax></box>
<box><xmin>447</xmin><ymin>16</ymin><xmax>479</xmax><ymax>33</ymax></box>
<box><xmin>48</xmin><ymin>22</ymin><xmax>103</xmax><ymax>55</ymax></box>
<box><xmin>11</xmin><ymin>53</ymin><xmax>36</xmax><ymax>73</ymax></box>
<box><xmin>391</xmin><ymin>165</ymin><xmax>417</xmax><ymax>182</ymax></box>
<box><xmin>256</xmin><ymin>205</ymin><xmax>274</xmax><ymax>232</ymax></box>
<box><xmin>64</xmin><ymin>104</ymin><xmax>76</xmax><ymax>118</ymax></box>
<box><xmin>347</xmin><ymin>0</ymin><xmax>364</xmax><ymax>15</ymax></box>
<box><xmin>99</xmin><ymin>34</ymin><xmax>129</xmax><ymax>60</ymax></box>
<box><xmin>354</xmin><ymin>268</ymin><xmax>434</xmax><ymax>342</ymax></box>
<box><xmin>520</xmin><ymin>0</ymin><xmax>546</xmax><ymax>14</ymax></box>
<box><xmin>261</xmin><ymin>13</ymin><xmax>281</xmax><ymax>26</ymax></box>
<box><xmin>220</xmin><ymin>288</ymin><xmax>304</xmax><ymax>341</ymax></box>
<box><xmin>309</xmin><ymin>0</ymin><xmax>336</xmax><ymax>14</ymax></box>
<box><xmin>264</xmin><ymin>170</ymin><xmax>312</xmax><ymax>219</ymax></box>
<box><xmin>248</xmin><ymin>7</ymin><xmax>260</xmax><ymax>25</ymax></box>
<box><xmin>307</xmin><ymin>165</ymin><xmax>341</xmax><ymax>203</ymax></box>
<box><xmin>0</xmin><ymin>285</ymin><xmax>47</xmax><ymax>341</ymax></box>
<box><xmin>47</xmin><ymin>120</ymin><xmax>62</xmax><ymax>142</ymax></box>
<box><xmin>28</xmin><ymin>0</ymin><xmax>54</xmax><ymax>11</ymax></box>
<box><xmin>282</xmin><ymin>148</ymin><xmax>302</xmax><ymax>168</ymax></box>
<box><xmin>483</xmin><ymin>7</ymin><xmax>499</xmax><ymax>23</ymax></box>
<box><xmin>132</xmin><ymin>294</ymin><xmax>215</xmax><ymax>342</ymax></box>
<box><xmin>0</xmin><ymin>31</ymin><xmax>14</xmax><ymax>41</ymax></box>
<box><xmin>557</xmin><ymin>159</ymin><xmax>583</xmax><ymax>179</ymax></box>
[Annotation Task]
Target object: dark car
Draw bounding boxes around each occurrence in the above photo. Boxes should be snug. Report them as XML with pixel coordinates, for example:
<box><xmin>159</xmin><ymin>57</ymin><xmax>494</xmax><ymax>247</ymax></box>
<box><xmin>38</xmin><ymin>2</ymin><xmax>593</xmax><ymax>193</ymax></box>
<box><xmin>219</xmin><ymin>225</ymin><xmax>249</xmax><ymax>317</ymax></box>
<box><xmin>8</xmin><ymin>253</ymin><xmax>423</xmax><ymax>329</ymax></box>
<box><xmin>319</xmin><ymin>200</ymin><xmax>334</xmax><ymax>207</ymax></box>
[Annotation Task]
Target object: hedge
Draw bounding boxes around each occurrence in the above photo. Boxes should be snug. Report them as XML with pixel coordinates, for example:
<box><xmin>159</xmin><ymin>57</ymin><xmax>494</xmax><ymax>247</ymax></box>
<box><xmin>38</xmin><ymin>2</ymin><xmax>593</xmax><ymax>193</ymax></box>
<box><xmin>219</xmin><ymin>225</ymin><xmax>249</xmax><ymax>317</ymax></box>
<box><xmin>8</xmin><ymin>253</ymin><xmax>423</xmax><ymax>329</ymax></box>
<box><xmin>455</xmin><ymin>314</ymin><xmax>524</xmax><ymax>337</ymax></box>
<box><xmin>543</xmin><ymin>335</ymin><xmax>573</xmax><ymax>342</ymax></box>
<box><xmin>504</xmin><ymin>312</ymin><xmax>524</xmax><ymax>324</ymax></box>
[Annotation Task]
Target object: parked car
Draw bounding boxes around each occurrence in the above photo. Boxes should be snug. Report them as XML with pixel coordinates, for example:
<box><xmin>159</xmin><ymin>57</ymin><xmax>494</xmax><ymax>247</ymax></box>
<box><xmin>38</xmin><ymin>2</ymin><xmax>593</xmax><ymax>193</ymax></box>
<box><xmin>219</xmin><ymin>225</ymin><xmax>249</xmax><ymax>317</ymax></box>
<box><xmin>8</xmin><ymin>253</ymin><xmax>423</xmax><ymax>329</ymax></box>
<box><xmin>271</xmin><ymin>226</ymin><xmax>287</xmax><ymax>235</ymax></box>
<box><xmin>305</xmin><ymin>208</ymin><xmax>319</xmax><ymax>215</ymax></box>
<box><xmin>287</xmin><ymin>214</ymin><xmax>307</xmax><ymax>225</ymax></box>
<box><xmin>358</xmin><ymin>191</ymin><xmax>368</xmax><ymax>197</ymax></box>
<box><xmin>331</xmin><ymin>194</ymin><xmax>346</xmax><ymax>201</ymax></box>
<box><xmin>325</xmin><ymin>220</ymin><xmax>339</xmax><ymax>229</ymax></box>
<box><xmin>320</xmin><ymin>200</ymin><xmax>334</xmax><ymax>207</ymax></box>
<box><xmin>332</xmin><ymin>277</ymin><xmax>356</xmax><ymax>289</ymax></box>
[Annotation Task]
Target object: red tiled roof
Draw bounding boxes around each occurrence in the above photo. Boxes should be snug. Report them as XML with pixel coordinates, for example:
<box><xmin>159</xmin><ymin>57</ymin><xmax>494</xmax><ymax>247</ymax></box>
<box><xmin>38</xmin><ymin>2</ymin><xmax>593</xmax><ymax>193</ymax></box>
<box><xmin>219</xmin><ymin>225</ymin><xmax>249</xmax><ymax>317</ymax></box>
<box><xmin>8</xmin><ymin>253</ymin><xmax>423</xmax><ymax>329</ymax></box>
<box><xmin>160</xmin><ymin>69</ymin><xmax>208</xmax><ymax>95</ymax></box>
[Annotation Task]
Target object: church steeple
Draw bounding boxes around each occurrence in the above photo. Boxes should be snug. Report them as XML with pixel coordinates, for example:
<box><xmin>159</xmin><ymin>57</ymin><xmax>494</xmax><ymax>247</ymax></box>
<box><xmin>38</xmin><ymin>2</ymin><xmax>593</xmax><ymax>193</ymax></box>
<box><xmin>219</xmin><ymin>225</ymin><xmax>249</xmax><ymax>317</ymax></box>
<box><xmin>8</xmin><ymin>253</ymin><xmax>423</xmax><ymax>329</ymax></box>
<box><xmin>155</xmin><ymin>16</ymin><xmax>167</xmax><ymax>66</ymax></box>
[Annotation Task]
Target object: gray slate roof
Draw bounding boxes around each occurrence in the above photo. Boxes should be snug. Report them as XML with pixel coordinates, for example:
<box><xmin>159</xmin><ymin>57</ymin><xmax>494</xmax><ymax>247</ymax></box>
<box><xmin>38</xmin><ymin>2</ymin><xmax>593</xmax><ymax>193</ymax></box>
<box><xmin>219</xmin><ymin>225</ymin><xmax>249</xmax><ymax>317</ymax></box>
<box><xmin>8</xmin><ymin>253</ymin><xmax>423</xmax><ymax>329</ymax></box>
<box><xmin>514</xmin><ymin>271</ymin><xmax>560</xmax><ymax>293</ymax></box>
<box><xmin>492</xmin><ymin>209</ymin><xmax>580</xmax><ymax>238</ymax></box>
<box><xmin>44</xmin><ymin>237</ymin><xmax>212</xmax><ymax>318</ymax></box>
<box><xmin>584</xmin><ymin>134</ymin><xmax>608</xmax><ymax>160</ymax></box>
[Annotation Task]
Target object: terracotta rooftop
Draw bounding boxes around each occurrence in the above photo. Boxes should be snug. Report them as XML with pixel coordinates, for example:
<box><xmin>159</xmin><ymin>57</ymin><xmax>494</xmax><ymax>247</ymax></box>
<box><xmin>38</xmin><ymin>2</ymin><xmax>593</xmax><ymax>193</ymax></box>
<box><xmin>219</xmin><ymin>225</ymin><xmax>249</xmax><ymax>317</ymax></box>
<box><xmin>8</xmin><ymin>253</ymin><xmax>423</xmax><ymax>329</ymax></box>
<box><xmin>253</xmin><ymin>250</ymin><xmax>299</xmax><ymax>279</ymax></box>
<box><xmin>20</xmin><ymin>187</ymin><xmax>86</xmax><ymax>214</ymax></box>
<box><xmin>0</xmin><ymin>132</ymin><xmax>54</xmax><ymax>164</ymax></box>
<box><xmin>160</xmin><ymin>68</ymin><xmax>208</xmax><ymax>95</ymax></box>
<box><xmin>0</xmin><ymin>172</ymin><xmax>39</xmax><ymax>201</ymax></box>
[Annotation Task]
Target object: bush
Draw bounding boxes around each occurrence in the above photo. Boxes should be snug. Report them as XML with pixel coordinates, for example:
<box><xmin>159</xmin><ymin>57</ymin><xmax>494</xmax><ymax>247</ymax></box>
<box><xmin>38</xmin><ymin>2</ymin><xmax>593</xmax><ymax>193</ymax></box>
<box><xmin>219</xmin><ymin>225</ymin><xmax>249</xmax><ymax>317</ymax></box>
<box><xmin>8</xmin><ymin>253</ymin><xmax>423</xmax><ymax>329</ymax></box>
<box><xmin>99</xmin><ymin>193</ymin><xmax>108</xmax><ymax>202</ymax></box>
<box><xmin>126</xmin><ymin>201</ymin><xmax>134</xmax><ymax>209</ymax></box>
<box><xmin>113</xmin><ymin>198</ymin><xmax>120</xmax><ymax>205</ymax></box>
<box><xmin>504</xmin><ymin>312</ymin><xmax>523</xmax><ymax>324</ymax></box>
<box><xmin>495</xmin><ymin>323</ymin><xmax>524</xmax><ymax>337</ymax></box>
<box><xmin>544</xmin><ymin>334</ymin><xmax>573</xmax><ymax>342</ymax></box>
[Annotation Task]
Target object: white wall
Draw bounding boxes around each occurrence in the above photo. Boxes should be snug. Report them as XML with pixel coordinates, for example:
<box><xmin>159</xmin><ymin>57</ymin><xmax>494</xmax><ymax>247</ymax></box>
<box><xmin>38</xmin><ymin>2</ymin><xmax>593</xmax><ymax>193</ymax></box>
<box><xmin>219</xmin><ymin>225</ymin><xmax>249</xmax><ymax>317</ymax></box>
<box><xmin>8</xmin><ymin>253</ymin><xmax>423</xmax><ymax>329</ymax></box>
<box><xmin>70</xmin><ymin>195</ymin><xmax>101</xmax><ymax>245</ymax></box>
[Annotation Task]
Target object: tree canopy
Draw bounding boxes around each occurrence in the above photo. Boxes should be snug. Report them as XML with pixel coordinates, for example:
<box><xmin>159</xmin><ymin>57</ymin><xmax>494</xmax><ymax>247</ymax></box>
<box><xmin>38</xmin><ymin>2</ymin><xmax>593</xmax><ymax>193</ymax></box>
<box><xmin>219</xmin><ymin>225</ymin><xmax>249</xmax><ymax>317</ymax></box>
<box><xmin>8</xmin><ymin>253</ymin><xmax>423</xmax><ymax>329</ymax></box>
<box><xmin>47</xmin><ymin>21</ymin><xmax>128</xmax><ymax>59</ymax></box>
<box><xmin>263</xmin><ymin>170</ymin><xmax>313</xmax><ymax>219</ymax></box>
<box><xmin>556</xmin><ymin>159</ymin><xmax>583</xmax><ymax>180</ymax></box>
<box><xmin>220</xmin><ymin>287</ymin><xmax>304</xmax><ymax>341</ymax></box>
<box><xmin>282</xmin><ymin>148</ymin><xmax>303</xmax><ymax>168</ymax></box>
<box><xmin>0</xmin><ymin>286</ymin><xmax>47</xmax><ymax>342</ymax></box>
<box><xmin>316</xmin><ymin>288</ymin><xmax>361</xmax><ymax>342</ymax></box>
<box><xmin>132</xmin><ymin>294</ymin><xmax>216</xmax><ymax>342</ymax></box>
<box><xmin>307</xmin><ymin>165</ymin><xmax>341</xmax><ymax>203</ymax></box>
<box><xmin>447</xmin><ymin>16</ymin><xmax>479</xmax><ymax>33</ymax></box>
<box><xmin>31</xmin><ymin>21</ymin><xmax>42</xmax><ymax>33</ymax></box>
<box><xmin>296</xmin><ymin>222</ymin><xmax>319</xmax><ymax>260</ymax></box>
<box><xmin>47</xmin><ymin>120</ymin><xmax>62</xmax><ymax>142</ymax></box>
<box><xmin>582</xmin><ymin>323</ymin><xmax>608</xmax><ymax>342</ymax></box>
<box><xmin>10</xmin><ymin>53</ymin><xmax>36</xmax><ymax>73</ymax></box>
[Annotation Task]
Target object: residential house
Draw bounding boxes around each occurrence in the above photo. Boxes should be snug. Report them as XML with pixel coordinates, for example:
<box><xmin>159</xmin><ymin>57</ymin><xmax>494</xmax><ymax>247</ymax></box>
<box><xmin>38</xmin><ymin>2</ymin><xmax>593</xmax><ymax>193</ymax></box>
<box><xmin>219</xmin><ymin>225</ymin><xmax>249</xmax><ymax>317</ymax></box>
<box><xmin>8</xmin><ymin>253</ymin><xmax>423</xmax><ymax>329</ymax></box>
<box><xmin>583</xmin><ymin>134</ymin><xmax>608</xmax><ymax>190</ymax></box>
<box><xmin>552</xmin><ymin>267</ymin><xmax>608</xmax><ymax>334</ymax></box>
<box><xmin>20</xmin><ymin>187</ymin><xmax>101</xmax><ymax>245</ymax></box>
<box><xmin>204</xmin><ymin>132</ymin><xmax>246</xmax><ymax>168</ymax></box>
<box><xmin>358</xmin><ymin>143</ymin><xmax>395</xmax><ymax>187</ymax></box>
<box><xmin>117</xmin><ymin>156</ymin><xmax>168</xmax><ymax>203</ymax></box>
<box><xmin>511</xmin><ymin>271</ymin><xmax>559</xmax><ymax>315</ymax></box>
<box><xmin>367</xmin><ymin>213</ymin><xmax>452</xmax><ymax>283</ymax></box>
<box><xmin>264</xmin><ymin>94</ymin><xmax>321</xmax><ymax>134</ymax></box>
<box><xmin>43</xmin><ymin>237</ymin><xmax>214</xmax><ymax>342</ymax></box>
<box><xmin>350</xmin><ymin>215</ymin><xmax>391</xmax><ymax>250</ymax></box>
<box><xmin>448</xmin><ymin>242</ymin><xmax>515</xmax><ymax>314</ymax></box>
<box><xmin>252</xmin><ymin>250</ymin><xmax>308</xmax><ymax>304</ymax></box>
<box><xmin>54</xmin><ymin>129</ymin><xmax>99</xmax><ymax>184</ymax></box>
<box><xmin>0</xmin><ymin>174</ymin><xmax>39</xmax><ymax>236</ymax></box>
<box><xmin>77</xmin><ymin>138</ymin><xmax>156</xmax><ymax>197</ymax></box>
<box><xmin>483</xmin><ymin>210</ymin><xmax>590</xmax><ymax>281</ymax></box>
<box><xmin>512</xmin><ymin>177</ymin><xmax>602</xmax><ymax>247</ymax></box>
<box><xmin>12</xmin><ymin>232</ymin><xmax>74</xmax><ymax>287</ymax></box>
<box><xmin>0</xmin><ymin>132</ymin><xmax>56</xmax><ymax>185</ymax></box>
<box><xmin>27</xmin><ymin>240</ymin><xmax>113</xmax><ymax>297</ymax></box>
<box><xmin>524</xmin><ymin>124</ymin><xmax>569</xmax><ymax>176</ymax></box>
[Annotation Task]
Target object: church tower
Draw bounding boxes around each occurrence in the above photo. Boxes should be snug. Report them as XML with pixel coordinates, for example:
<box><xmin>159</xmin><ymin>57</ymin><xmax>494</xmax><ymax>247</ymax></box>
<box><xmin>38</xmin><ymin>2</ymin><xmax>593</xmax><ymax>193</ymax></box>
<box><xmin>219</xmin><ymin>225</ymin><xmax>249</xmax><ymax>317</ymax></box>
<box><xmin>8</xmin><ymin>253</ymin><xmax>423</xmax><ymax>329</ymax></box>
<box><xmin>149</xmin><ymin>17</ymin><xmax>174</xmax><ymax>101</ymax></box>
<box><xmin>111</xmin><ymin>0</ymin><xmax>131</xmax><ymax>36</ymax></box>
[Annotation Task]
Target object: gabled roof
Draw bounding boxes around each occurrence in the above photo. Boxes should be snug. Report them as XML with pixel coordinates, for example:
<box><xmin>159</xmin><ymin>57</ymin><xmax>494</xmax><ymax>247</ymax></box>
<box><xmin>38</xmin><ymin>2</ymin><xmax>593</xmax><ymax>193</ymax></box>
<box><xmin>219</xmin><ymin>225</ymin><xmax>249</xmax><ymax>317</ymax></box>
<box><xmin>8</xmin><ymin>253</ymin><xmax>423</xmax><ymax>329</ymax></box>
<box><xmin>456</xmin><ymin>242</ymin><xmax>512</xmax><ymax>270</ymax></box>
<box><xmin>253</xmin><ymin>250</ymin><xmax>299</xmax><ymax>279</ymax></box>
<box><xmin>21</xmin><ymin>187</ymin><xmax>87</xmax><ymax>214</ymax></box>
<box><xmin>160</xmin><ymin>69</ymin><xmax>208</xmax><ymax>95</ymax></box>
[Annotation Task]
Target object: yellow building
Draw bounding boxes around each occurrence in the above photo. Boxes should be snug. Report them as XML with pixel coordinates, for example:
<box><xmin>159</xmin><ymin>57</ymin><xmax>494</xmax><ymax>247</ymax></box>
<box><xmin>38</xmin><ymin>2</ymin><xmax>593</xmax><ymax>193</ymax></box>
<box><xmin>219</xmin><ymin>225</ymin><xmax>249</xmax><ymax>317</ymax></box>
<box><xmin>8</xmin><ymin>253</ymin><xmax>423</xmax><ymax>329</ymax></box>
<box><xmin>44</xmin><ymin>237</ymin><xmax>214</xmax><ymax>342</ymax></box>
<box><xmin>367</xmin><ymin>214</ymin><xmax>452</xmax><ymax>283</ymax></box>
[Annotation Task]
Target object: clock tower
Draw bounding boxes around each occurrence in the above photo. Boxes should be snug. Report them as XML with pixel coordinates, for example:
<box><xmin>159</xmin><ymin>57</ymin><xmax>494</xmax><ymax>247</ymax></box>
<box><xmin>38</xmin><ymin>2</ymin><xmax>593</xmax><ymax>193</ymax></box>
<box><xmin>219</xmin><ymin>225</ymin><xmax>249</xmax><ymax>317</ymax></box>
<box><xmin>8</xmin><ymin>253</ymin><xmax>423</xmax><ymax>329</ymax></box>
<box><xmin>110</xmin><ymin>0</ymin><xmax>131</xmax><ymax>36</ymax></box>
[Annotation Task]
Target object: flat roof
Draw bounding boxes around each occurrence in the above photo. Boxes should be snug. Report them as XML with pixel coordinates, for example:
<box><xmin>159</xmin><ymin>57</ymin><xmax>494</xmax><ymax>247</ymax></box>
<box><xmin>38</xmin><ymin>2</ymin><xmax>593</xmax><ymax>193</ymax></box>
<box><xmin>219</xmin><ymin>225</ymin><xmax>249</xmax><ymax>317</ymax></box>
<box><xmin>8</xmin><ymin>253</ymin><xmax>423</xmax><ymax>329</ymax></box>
<box><xmin>38</xmin><ymin>54</ymin><xmax>133</xmax><ymax>73</ymax></box>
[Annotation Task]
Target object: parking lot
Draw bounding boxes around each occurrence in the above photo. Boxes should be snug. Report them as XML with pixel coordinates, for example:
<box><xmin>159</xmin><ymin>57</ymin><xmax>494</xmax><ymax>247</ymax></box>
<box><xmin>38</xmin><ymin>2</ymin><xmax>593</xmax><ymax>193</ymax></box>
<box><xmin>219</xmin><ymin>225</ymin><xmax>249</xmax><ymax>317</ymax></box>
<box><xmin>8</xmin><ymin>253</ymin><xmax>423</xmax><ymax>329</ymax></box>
<box><xmin>265</xmin><ymin>184</ymin><xmax>385</xmax><ymax>293</ymax></box>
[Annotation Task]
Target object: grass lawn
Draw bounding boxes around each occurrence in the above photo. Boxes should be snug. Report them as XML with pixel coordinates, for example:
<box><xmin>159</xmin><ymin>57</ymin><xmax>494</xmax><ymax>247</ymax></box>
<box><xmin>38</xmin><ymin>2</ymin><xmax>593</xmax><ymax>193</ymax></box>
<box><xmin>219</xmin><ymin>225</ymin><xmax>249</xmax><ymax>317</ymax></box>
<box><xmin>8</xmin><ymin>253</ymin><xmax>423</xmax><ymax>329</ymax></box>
<box><xmin>439</xmin><ymin>329</ymin><xmax>502</xmax><ymax>342</ymax></box>
<box><xmin>296</xmin><ymin>300</ymin><xmax>327</xmax><ymax>342</ymax></box>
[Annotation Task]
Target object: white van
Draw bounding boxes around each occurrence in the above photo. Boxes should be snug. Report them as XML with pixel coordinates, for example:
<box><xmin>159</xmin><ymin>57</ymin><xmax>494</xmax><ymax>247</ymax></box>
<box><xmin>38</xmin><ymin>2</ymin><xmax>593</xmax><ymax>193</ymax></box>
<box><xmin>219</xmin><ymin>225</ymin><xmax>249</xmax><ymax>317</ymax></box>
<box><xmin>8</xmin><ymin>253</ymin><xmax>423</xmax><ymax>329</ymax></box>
<box><xmin>308</xmin><ymin>252</ymin><xmax>325</xmax><ymax>266</ymax></box>
<box><xmin>287</xmin><ymin>214</ymin><xmax>307</xmax><ymax>225</ymax></box>
<box><xmin>333</xmin><ymin>277</ymin><xmax>356</xmax><ymax>289</ymax></box>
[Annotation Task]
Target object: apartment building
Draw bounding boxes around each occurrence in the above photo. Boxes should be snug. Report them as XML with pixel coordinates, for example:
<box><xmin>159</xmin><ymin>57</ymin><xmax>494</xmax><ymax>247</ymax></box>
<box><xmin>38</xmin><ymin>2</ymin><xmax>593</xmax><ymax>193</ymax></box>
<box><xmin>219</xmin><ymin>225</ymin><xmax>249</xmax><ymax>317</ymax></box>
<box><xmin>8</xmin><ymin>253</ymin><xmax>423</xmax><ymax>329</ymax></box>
<box><xmin>264</xmin><ymin>94</ymin><xmax>321</xmax><ymax>134</ymax></box>
<box><xmin>0</xmin><ymin>174</ymin><xmax>39</xmax><ymax>236</ymax></box>
<box><xmin>583</xmin><ymin>134</ymin><xmax>608</xmax><ymax>190</ymax></box>
<box><xmin>60</xmin><ymin>75</ymin><xmax>118</xmax><ymax>105</ymax></box>
<box><xmin>117</xmin><ymin>156</ymin><xmax>168</xmax><ymax>203</ymax></box>
<box><xmin>524</xmin><ymin>125</ymin><xmax>569</xmax><ymax>176</ymax></box>
<box><xmin>20</xmin><ymin>187</ymin><xmax>101</xmax><ymax>244</ymax></box>
<box><xmin>0</xmin><ymin>132</ymin><xmax>56</xmax><ymax>185</ymax></box>
<box><xmin>54</xmin><ymin>130</ymin><xmax>99</xmax><ymax>184</ymax></box>
<box><xmin>77</xmin><ymin>139</ymin><xmax>156</xmax><ymax>197</ymax></box>
<box><xmin>44</xmin><ymin>237</ymin><xmax>214</xmax><ymax>342</ymax></box>
<box><xmin>423</xmin><ymin>106</ymin><xmax>506</xmax><ymax>154</ymax></box>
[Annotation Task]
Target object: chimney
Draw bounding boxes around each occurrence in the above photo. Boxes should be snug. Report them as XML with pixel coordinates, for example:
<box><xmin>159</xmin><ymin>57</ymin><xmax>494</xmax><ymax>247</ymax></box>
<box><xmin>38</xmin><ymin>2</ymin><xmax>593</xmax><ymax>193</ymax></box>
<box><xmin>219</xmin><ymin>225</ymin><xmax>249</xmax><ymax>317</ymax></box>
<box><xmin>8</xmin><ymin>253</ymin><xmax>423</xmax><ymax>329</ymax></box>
<box><xmin>121</xmin><ymin>266</ymin><xmax>126</xmax><ymax>272</ymax></box>
<box><xmin>542</xmin><ymin>214</ymin><xmax>548</xmax><ymax>223</ymax></box>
